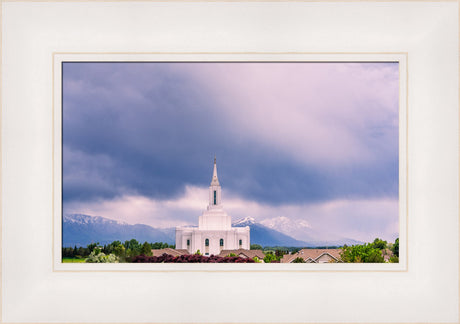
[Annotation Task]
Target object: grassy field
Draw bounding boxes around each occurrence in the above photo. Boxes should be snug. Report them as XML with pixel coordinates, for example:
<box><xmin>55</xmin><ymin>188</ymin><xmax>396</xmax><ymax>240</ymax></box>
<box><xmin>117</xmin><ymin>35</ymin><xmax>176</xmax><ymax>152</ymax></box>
<box><xmin>62</xmin><ymin>257</ymin><xmax>86</xmax><ymax>263</ymax></box>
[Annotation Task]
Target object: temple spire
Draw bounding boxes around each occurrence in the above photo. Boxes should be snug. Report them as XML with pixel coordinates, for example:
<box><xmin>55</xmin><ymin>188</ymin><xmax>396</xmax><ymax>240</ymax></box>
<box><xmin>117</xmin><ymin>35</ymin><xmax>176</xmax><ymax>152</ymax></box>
<box><xmin>211</xmin><ymin>155</ymin><xmax>220</xmax><ymax>186</ymax></box>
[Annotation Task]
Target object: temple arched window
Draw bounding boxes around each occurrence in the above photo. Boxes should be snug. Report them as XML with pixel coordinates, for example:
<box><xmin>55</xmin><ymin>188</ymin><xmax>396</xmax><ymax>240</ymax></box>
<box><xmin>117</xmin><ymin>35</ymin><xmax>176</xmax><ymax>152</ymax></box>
<box><xmin>205</xmin><ymin>239</ymin><xmax>209</xmax><ymax>246</ymax></box>
<box><xmin>220</xmin><ymin>238</ymin><xmax>224</xmax><ymax>246</ymax></box>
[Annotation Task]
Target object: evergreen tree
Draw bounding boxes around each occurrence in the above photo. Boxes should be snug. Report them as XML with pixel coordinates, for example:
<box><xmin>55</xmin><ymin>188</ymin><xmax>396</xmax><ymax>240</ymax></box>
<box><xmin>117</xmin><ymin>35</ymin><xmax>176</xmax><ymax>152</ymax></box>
<box><xmin>141</xmin><ymin>242</ymin><xmax>153</xmax><ymax>256</ymax></box>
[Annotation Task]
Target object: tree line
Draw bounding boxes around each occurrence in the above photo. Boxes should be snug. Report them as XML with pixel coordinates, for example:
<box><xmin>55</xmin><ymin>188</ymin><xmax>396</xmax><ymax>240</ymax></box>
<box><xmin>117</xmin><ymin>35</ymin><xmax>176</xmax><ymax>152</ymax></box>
<box><xmin>62</xmin><ymin>240</ymin><xmax>175</xmax><ymax>262</ymax></box>
<box><xmin>63</xmin><ymin>237</ymin><xmax>400</xmax><ymax>263</ymax></box>
<box><xmin>252</xmin><ymin>237</ymin><xmax>399</xmax><ymax>263</ymax></box>
<box><xmin>340</xmin><ymin>237</ymin><xmax>399</xmax><ymax>263</ymax></box>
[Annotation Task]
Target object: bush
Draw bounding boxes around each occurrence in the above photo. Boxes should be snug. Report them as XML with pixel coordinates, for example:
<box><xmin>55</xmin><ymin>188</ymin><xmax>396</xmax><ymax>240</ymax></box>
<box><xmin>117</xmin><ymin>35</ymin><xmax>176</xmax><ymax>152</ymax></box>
<box><xmin>389</xmin><ymin>255</ymin><xmax>399</xmax><ymax>263</ymax></box>
<box><xmin>263</xmin><ymin>252</ymin><xmax>278</xmax><ymax>263</ymax></box>
<box><xmin>132</xmin><ymin>253</ymin><xmax>255</xmax><ymax>263</ymax></box>
<box><xmin>341</xmin><ymin>243</ymin><xmax>385</xmax><ymax>263</ymax></box>
<box><xmin>86</xmin><ymin>250</ymin><xmax>119</xmax><ymax>263</ymax></box>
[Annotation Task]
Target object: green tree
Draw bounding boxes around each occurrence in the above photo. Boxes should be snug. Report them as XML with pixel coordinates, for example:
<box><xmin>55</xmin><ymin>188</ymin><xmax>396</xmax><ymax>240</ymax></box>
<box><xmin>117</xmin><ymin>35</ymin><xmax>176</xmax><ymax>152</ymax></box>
<box><xmin>367</xmin><ymin>248</ymin><xmax>384</xmax><ymax>263</ymax></box>
<box><xmin>391</xmin><ymin>238</ymin><xmax>399</xmax><ymax>257</ymax></box>
<box><xmin>371</xmin><ymin>238</ymin><xmax>387</xmax><ymax>250</ymax></box>
<box><xmin>341</xmin><ymin>243</ymin><xmax>385</xmax><ymax>263</ymax></box>
<box><xmin>113</xmin><ymin>245</ymin><xmax>126</xmax><ymax>262</ymax></box>
<box><xmin>124</xmin><ymin>239</ymin><xmax>141</xmax><ymax>257</ymax></box>
<box><xmin>126</xmin><ymin>248</ymin><xmax>140</xmax><ymax>258</ymax></box>
<box><xmin>124</xmin><ymin>239</ymin><xmax>141</xmax><ymax>251</ymax></box>
<box><xmin>141</xmin><ymin>242</ymin><xmax>153</xmax><ymax>256</ymax></box>
<box><xmin>106</xmin><ymin>240</ymin><xmax>120</xmax><ymax>253</ymax></box>
<box><xmin>62</xmin><ymin>247</ymin><xmax>71</xmax><ymax>258</ymax></box>
<box><xmin>86</xmin><ymin>242</ymin><xmax>99</xmax><ymax>254</ymax></box>
<box><xmin>151</xmin><ymin>242</ymin><xmax>171</xmax><ymax>249</ymax></box>
<box><xmin>250</xmin><ymin>244</ymin><xmax>263</xmax><ymax>250</ymax></box>
<box><xmin>111</xmin><ymin>240</ymin><xmax>122</xmax><ymax>247</ymax></box>
<box><xmin>275</xmin><ymin>249</ymin><xmax>286</xmax><ymax>258</ymax></box>
<box><xmin>263</xmin><ymin>252</ymin><xmax>278</xmax><ymax>263</ymax></box>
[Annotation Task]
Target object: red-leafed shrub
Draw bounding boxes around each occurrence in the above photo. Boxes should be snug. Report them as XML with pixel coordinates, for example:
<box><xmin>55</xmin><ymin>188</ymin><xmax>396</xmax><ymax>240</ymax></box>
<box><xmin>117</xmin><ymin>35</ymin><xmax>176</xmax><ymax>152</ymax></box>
<box><xmin>132</xmin><ymin>253</ymin><xmax>255</xmax><ymax>263</ymax></box>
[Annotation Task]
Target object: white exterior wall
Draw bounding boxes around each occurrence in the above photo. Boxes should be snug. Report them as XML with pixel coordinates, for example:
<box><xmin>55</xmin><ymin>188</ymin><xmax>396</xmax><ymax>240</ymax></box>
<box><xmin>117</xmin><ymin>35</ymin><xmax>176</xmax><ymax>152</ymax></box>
<box><xmin>198</xmin><ymin>209</ymin><xmax>231</xmax><ymax>230</ymax></box>
<box><xmin>176</xmin><ymin>226</ymin><xmax>250</xmax><ymax>255</ymax></box>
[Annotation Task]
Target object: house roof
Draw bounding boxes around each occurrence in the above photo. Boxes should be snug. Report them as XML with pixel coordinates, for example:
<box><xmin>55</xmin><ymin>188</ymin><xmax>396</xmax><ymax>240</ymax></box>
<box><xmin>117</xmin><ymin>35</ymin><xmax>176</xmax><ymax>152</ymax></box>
<box><xmin>151</xmin><ymin>248</ymin><xmax>189</xmax><ymax>257</ymax></box>
<box><xmin>281</xmin><ymin>249</ymin><xmax>342</xmax><ymax>263</ymax></box>
<box><xmin>218</xmin><ymin>249</ymin><xmax>265</xmax><ymax>259</ymax></box>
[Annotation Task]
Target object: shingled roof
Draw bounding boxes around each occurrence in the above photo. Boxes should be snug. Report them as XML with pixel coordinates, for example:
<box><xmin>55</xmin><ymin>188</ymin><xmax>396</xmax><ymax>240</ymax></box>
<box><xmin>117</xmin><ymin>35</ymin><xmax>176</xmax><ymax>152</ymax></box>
<box><xmin>281</xmin><ymin>249</ymin><xmax>342</xmax><ymax>263</ymax></box>
<box><xmin>151</xmin><ymin>248</ymin><xmax>190</xmax><ymax>257</ymax></box>
<box><xmin>218</xmin><ymin>249</ymin><xmax>265</xmax><ymax>259</ymax></box>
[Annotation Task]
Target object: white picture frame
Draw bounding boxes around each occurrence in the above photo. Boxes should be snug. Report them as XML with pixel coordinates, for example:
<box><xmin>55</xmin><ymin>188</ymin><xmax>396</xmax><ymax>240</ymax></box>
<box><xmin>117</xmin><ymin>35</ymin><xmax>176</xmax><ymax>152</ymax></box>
<box><xmin>53</xmin><ymin>52</ymin><xmax>408</xmax><ymax>272</ymax></box>
<box><xmin>1</xmin><ymin>1</ymin><xmax>458</xmax><ymax>323</ymax></box>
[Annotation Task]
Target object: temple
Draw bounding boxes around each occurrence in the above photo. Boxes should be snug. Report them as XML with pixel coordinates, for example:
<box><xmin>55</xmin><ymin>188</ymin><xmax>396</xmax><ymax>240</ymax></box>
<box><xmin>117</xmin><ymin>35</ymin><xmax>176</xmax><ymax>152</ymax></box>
<box><xmin>175</xmin><ymin>157</ymin><xmax>250</xmax><ymax>255</ymax></box>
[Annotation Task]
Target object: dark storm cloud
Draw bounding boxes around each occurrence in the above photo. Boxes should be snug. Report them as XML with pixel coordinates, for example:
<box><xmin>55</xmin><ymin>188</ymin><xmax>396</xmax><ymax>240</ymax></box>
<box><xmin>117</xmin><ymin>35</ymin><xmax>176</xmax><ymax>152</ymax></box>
<box><xmin>62</xmin><ymin>62</ymin><xmax>399</xmax><ymax>205</ymax></box>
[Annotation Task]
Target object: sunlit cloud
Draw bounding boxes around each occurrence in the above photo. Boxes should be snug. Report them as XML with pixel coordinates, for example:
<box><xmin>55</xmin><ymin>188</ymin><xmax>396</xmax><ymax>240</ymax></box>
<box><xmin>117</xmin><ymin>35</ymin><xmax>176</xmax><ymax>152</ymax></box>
<box><xmin>62</xmin><ymin>62</ymin><xmax>399</xmax><ymax>241</ymax></box>
<box><xmin>174</xmin><ymin>62</ymin><xmax>398</xmax><ymax>166</ymax></box>
<box><xmin>64</xmin><ymin>185</ymin><xmax>398</xmax><ymax>243</ymax></box>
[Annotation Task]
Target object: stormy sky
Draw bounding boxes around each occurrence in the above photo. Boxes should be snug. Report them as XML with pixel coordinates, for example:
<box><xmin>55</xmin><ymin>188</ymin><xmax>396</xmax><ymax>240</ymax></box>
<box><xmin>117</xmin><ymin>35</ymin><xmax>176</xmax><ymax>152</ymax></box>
<box><xmin>62</xmin><ymin>62</ymin><xmax>399</xmax><ymax>242</ymax></box>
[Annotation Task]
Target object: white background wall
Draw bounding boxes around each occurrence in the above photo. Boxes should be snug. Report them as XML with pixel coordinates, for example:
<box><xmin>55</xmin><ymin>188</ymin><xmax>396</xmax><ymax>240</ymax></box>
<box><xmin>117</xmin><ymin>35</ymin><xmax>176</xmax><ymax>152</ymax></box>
<box><xmin>2</xmin><ymin>2</ymin><xmax>458</xmax><ymax>323</ymax></box>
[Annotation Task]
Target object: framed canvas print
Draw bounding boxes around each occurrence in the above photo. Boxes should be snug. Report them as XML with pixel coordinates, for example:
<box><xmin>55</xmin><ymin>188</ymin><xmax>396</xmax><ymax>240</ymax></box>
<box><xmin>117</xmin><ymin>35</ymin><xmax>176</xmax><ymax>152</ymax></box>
<box><xmin>1</xmin><ymin>1</ymin><xmax>458</xmax><ymax>323</ymax></box>
<box><xmin>53</xmin><ymin>53</ymin><xmax>407</xmax><ymax>272</ymax></box>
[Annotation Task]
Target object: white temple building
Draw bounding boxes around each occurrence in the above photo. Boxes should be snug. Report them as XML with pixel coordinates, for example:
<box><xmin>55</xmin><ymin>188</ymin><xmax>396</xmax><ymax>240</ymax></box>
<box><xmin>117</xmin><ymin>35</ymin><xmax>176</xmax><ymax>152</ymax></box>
<box><xmin>175</xmin><ymin>157</ymin><xmax>250</xmax><ymax>255</ymax></box>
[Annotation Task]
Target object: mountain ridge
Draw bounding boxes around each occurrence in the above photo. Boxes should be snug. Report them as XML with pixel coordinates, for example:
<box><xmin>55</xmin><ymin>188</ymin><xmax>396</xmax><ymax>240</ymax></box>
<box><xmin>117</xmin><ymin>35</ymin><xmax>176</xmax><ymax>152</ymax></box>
<box><xmin>63</xmin><ymin>214</ymin><xmax>173</xmax><ymax>247</ymax></box>
<box><xmin>62</xmin><ymin>214</ymin><xmax>362</xmax><ymax>247</ymax></box>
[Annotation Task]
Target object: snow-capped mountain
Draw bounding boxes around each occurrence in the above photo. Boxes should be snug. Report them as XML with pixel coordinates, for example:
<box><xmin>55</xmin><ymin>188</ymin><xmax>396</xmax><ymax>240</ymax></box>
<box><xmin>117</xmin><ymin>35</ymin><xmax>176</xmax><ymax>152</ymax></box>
<box><xmin>232</xmin><ymin>216</ymin><xmax>256</xmax><ymax>227</ymax></box>
<box><xmin>234</xmin><ymin>216</ymin><xmax>363</xmax><ymax>247</ymax></box>
<box><xmin>260</xmin><ymin>216</ymin><xmax>313</xmax><ymax>238</ymax></box>
<box><xmin>232</xmin><ymin>217</ymin><xmax>314</xmax><ymax>247</ymax></box>
<box><xmin>63</xmin><ymin>214</ymin><xmax>362</xmax><ymax>248</ymax></box>
<box><xmin>63</xmin><ymin>214</ymin><xmax>128</xmax><ymax>226</ymax></box>
<box><xmin>63</xmin><ymin>214</ymin><xmax>174</xmax><ymax>247</ymax></box>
